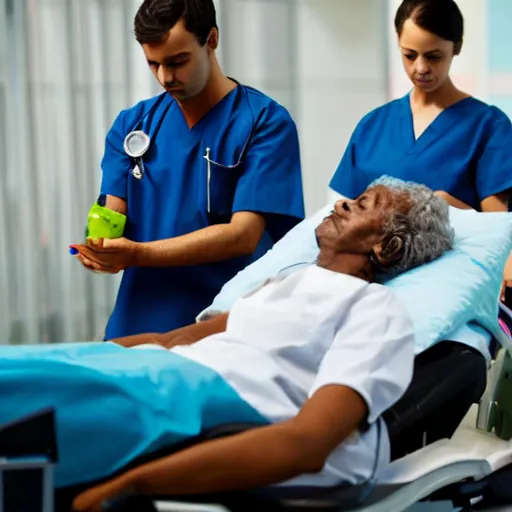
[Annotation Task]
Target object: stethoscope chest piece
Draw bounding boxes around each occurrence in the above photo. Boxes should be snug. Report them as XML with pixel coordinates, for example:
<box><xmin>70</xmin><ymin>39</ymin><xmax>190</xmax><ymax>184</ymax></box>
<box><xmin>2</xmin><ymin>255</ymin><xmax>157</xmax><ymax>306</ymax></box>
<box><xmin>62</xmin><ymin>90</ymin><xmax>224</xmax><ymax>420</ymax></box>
<box><xmin>124</xmin><ymin>130</ymin><xmax>151</xmax><ymax>180</ymax></box>
<box><xmin>124</xmin><ymin>130</ymin><xmax>150</xmax><ymax>158</ymax></box>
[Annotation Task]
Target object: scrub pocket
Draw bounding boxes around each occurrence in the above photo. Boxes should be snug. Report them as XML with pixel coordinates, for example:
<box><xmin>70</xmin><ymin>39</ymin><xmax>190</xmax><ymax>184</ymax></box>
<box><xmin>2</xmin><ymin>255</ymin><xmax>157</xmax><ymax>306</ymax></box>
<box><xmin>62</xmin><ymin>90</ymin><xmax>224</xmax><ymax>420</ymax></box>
<box><xmin>207</xmin><ymin>160</ymin><xmax>242</xmax><ymax>225</ymax></box>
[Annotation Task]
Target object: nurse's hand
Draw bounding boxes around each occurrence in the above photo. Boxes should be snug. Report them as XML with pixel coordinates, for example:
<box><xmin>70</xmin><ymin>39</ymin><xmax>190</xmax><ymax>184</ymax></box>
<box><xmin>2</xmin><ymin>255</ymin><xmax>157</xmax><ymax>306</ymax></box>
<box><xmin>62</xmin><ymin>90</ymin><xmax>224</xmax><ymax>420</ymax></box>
<box><xmin>72</xmin><ymin>237</ymin><xmax>139</xmax><ymax>274</ymax></box>
<box><xmin>74</xmin><ymin>252</ymin><xmax>117</xmax><ymax>274</ymax></box>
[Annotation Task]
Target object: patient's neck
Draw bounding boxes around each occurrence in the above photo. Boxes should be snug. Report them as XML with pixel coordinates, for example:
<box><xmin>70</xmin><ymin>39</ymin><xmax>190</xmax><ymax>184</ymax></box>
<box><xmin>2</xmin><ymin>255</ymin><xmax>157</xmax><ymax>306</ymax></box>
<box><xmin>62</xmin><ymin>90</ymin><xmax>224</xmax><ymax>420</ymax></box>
<box><xmin>316</xmin><ymin>251</ymin><xmax>373</xmax><ymax>281</ymax></box>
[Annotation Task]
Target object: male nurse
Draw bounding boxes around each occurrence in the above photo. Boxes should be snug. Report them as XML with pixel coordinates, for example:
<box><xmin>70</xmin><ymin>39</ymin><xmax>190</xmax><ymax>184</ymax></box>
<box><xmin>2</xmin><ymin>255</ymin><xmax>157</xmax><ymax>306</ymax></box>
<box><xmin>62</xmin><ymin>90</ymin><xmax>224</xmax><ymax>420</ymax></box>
<box><xmin>73</xmin><ymin>0</ymin><xmax>304</xmax><ymax>339</ymax></box>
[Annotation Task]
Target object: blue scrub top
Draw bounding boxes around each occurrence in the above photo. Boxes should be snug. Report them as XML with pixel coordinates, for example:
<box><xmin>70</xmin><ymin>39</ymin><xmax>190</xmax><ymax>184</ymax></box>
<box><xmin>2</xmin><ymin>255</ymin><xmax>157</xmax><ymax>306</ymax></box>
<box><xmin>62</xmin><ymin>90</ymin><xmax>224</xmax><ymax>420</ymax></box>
<box><xmin>330</xmin><ymin>94</ymin><xmax>512</xmax><ymax>209</ymax></box>
<box><xmin>100</xmin><ymin>84</ymin><xmax>304</xmax><ymax>338</ymax></box>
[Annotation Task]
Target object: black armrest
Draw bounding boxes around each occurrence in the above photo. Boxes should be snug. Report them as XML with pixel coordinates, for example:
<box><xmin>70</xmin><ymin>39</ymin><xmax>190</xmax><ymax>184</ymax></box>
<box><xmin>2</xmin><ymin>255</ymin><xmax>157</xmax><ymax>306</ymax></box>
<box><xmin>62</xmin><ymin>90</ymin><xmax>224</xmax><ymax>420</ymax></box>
<box><xmin>0</xmin><ymin>406</ymin><xmax>58</xmax><ymax>463</ymax></box>
<box><xmin>383</xmin><ymin>341</ymin><xmax>487</xmax><ymax>460</ymax></box>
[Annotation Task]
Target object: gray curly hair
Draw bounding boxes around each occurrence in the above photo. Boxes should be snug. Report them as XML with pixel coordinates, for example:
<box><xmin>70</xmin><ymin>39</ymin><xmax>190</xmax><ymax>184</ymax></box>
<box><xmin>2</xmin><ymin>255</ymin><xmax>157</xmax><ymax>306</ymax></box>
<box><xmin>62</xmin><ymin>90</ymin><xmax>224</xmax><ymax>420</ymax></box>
<box><xmin>369</xmin><ymin>176</ymin><xmax>454</xmax><ymax>278</ymax></box>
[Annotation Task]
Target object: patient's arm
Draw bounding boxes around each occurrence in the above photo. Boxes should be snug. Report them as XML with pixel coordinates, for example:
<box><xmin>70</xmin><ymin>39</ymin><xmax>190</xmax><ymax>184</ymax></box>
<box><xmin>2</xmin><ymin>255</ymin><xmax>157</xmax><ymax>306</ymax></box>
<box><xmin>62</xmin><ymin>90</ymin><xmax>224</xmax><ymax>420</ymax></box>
<box><xmin>72</xmin><ymin>385</ymin><xmax>366</xmax><ymax>511</ymax></box>
<box><xmin>112</xmin><ymin>313</ymin><xmax>229</xmax><ymax>349</ymax></box>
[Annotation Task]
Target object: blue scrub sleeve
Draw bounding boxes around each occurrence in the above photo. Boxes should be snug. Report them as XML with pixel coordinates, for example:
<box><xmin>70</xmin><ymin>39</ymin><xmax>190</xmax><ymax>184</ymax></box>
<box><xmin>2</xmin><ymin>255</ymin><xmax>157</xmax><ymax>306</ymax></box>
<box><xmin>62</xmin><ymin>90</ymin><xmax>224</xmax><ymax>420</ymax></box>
<box><xmin>329</xmin><ymin>137</ymin><xmax>359</xmax><ymax>199</ymax></box>
<box><xmin>232</xmin><ymin>103</ymin><xmax>305</xmax><ymax>242</ymax></box>
<box><xmin>476</xmin><ymin>109</ymin><xmax>512</xmax><ymax>201</ymax></box>
<box><xmin>329</xmin><ymin>118</ymin><xmax>368</xmax><ymax>199</ymax></box>
<box><xmin>99</xmin><ymin>110</ymin><xmax>133</xmax><ymax>200</ymax></box>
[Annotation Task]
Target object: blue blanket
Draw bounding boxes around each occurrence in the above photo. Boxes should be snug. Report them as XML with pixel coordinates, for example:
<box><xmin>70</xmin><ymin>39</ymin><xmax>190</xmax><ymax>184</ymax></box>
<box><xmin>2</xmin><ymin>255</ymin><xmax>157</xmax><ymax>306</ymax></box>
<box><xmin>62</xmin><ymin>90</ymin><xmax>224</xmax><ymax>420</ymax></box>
<box><xmin>0</xmin><ymin>342</ymin><xmax>268</xmax><ymax>487</ymax></box>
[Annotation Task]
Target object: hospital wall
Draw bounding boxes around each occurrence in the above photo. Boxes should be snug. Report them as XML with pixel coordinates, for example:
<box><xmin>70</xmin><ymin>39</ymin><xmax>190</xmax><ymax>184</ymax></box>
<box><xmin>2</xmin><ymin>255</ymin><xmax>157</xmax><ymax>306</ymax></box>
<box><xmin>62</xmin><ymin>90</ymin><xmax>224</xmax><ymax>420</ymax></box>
<box><xmin>296</xmin><ymin>0</ymin><xmax>389</xmax><ymax>214</ymax></box>
<box><xmin>0</xmin><ymin>0</ymin><xmax>511</xmax><ymax>345</ymax></box>
<box><xmin>217</xmin><ymin>0</ymin><xmax>389</xmax><ymax>214</ymax></box>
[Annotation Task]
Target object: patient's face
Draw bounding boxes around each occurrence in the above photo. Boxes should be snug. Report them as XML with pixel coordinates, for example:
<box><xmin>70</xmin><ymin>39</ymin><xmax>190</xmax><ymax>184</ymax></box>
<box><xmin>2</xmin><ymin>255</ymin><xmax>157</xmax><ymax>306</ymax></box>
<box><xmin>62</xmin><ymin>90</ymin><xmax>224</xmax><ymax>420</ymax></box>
<box><xmin>316</xmin><ymin>186</ymin><xmax>410</xmax><ymax>256</ymax></box>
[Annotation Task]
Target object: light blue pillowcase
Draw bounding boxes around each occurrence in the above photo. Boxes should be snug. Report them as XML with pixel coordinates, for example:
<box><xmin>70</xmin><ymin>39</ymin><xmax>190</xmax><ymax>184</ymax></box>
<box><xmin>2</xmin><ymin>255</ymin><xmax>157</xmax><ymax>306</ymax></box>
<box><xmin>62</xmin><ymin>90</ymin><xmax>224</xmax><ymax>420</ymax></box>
<box><xmin>204</xmin><ymin>203</ymin><xmax>512</xmax><ymax>355</ymax></box>
<box><xmin>386</xmin><ymin>206</ymin><xmax>512</xmax><ymax>354</ymax></box>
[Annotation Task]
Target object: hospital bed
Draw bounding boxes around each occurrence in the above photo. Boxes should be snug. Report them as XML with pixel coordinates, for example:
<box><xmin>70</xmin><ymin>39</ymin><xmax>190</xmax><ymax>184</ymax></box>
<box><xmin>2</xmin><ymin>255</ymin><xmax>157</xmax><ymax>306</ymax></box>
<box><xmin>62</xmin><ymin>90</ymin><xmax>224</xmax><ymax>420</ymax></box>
<box><xmin>2</xmin><ymin>310</ymin><xmax>512</xmax><ymax>512</ymax></box>
<box><xmin>2</xmin><ymin>203</ymin><xmax>512</xmax><ymax>512</ymax></box>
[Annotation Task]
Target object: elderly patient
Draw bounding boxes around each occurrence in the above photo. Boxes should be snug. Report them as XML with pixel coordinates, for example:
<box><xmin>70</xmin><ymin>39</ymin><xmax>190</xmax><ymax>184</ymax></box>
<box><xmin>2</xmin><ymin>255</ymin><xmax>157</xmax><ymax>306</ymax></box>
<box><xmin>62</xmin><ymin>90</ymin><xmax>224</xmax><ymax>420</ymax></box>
<box><xmin>1</xmin><ymin>181</ymin><xmax>453</xmax><ymax>512</ymax></box>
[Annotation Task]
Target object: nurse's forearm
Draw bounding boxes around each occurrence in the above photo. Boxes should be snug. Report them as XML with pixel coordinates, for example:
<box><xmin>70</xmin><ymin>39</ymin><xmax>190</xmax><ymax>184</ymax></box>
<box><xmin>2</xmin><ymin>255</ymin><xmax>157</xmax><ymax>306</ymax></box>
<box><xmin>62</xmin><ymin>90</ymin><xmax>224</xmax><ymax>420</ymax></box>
<box><xmin>434</xmin><ymin>191</ymin><xmax>472</xmax><ymax>210</ymax></box>
<box><xmin>133</xmin><ymin>213</ymin><xmax>266</xmax><ymax>267</ymax></box>
<box><xmin>446</xmin><ymin>197</ymin><xmax>472</xmax><ymax>209</ymax></box>
<box><xmin>481</xmin><ymin>192</ymin><xmax>509</xmax><ymax>213</ymax></box>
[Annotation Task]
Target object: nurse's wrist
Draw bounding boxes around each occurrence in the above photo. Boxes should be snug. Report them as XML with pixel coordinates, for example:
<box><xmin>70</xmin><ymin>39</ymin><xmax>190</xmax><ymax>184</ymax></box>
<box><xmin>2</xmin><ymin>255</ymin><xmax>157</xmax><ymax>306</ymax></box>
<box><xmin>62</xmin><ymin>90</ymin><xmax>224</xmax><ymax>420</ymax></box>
<box><xmin>129</xmin><ymin>241</ymin><xmax>169</xmax><ymax>268</ymax></box>
<box><xmin>130</xmin><ymin>241</ymin><xmax>152</xmax><ymax>267</ymax></box>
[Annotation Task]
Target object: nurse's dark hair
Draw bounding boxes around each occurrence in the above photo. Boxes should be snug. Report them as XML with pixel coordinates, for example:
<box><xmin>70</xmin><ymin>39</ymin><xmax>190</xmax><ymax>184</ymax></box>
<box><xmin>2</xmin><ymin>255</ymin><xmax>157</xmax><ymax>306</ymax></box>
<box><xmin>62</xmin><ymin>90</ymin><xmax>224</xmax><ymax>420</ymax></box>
<box><xmin>368</xmin><ymin>177</ymin><xmax>454</xmax><ymax>279</ymax></box>
<box><xmin>134</xmin><ymin>0</ymin><xmax>217</xmax><ymax>45</ymax></box>
<box><xmin>395</xmin><ymin>0</ymin><xmax>464</xmax><ymax>53</ymax></box>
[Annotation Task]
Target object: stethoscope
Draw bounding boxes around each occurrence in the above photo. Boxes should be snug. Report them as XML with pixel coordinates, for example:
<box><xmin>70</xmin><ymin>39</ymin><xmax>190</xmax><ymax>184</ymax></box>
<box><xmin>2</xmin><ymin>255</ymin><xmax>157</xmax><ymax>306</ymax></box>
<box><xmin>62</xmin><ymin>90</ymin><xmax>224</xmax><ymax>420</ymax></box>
<box><xmin>123</xmin><ymin>92</ymin><xmax>169</xmax><ymax>181</ymax></box>
<box><xmin>124</xmin><ymin>130</ymin><xmax>150</xmax><ymax>180</ymax></box>
<box><xmin>122</xmin><ymin>82</ymin><xmax>256</xmax><ymax>215</ymax></box>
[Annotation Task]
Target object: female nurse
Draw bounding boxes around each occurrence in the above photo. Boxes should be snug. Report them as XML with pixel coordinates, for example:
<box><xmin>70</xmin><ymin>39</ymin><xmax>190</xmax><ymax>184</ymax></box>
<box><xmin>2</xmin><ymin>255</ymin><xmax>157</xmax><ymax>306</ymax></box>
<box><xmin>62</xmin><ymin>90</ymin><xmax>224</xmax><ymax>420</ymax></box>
<box><xmin>330</xmin><ymin>0</ymin><xmax>512</xmax><ymax>213</ymax></box>
<box><xmin>329</xmin><ymin>0</ymin><xmax>512</xmax><ymax>299</ymax></box>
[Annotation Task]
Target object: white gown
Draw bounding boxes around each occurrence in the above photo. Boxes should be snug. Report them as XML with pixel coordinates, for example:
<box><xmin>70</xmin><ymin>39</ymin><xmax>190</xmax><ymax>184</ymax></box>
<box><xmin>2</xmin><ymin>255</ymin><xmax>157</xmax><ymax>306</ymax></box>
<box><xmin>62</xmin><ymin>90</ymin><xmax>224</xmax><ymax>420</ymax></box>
<box><xmin>171</xmin><ymin>265</ymin><xmax>415</xmax><ymax>487</ymax></box>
